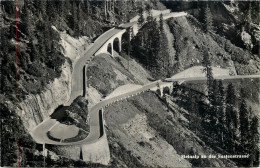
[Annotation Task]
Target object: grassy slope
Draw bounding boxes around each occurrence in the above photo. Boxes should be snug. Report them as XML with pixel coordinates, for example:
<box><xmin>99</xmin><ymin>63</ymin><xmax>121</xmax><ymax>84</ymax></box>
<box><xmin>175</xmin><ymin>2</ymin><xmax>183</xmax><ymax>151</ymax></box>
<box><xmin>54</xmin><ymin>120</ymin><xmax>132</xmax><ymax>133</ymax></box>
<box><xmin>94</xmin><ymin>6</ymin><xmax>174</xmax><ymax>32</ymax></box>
<box><xmin>87</xmin><ymin>54</ymin><xmax>151</xmax><ymax>96</ymax></box>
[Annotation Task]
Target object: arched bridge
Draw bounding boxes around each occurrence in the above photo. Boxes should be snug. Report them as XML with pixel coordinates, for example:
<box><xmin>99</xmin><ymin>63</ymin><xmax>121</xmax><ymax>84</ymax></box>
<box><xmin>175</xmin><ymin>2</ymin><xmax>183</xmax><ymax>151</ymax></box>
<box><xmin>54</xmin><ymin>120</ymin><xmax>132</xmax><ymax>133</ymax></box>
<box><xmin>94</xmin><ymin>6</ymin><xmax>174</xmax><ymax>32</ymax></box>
<box><xmin>94</xmin><ymin>28</ymin><xmax>126</xmax><ymax>57</ymax></box>
<box><xmin>65</xmin><ymin>11</ymin><xmax>188</xmax><ymax>104</ymax></box>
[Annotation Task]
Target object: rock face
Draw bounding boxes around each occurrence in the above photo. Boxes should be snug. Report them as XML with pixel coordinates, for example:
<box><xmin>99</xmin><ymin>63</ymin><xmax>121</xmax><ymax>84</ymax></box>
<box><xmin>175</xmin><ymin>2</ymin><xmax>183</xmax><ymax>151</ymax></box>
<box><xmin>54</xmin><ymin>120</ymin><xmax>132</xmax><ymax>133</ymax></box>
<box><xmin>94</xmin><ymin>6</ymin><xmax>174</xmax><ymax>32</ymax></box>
<box><xmin>19</xmin><ymin>28</ymin><xmax>91</xmax><ymax>132</ymax></box>
<box><xmin>19</xmin><ymin>61</ymin><xmax>72</xmax><ymax>132</ymax></box>
<box><xmin>105</xmin><ymin>96</ymin><xmax>192</xmax><ymax>167</ymax></box>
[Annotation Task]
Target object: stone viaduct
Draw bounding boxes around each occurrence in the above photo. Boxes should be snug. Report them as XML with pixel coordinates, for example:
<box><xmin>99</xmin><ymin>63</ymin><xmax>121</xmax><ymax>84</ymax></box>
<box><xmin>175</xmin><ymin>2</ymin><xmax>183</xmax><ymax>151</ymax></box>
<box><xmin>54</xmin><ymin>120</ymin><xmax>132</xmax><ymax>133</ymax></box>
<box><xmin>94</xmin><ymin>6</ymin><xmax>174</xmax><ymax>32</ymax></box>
<box><xmin>94</xmin><ymin>28</ymin><xmax>127</xmax><ymax>57</ymax></box>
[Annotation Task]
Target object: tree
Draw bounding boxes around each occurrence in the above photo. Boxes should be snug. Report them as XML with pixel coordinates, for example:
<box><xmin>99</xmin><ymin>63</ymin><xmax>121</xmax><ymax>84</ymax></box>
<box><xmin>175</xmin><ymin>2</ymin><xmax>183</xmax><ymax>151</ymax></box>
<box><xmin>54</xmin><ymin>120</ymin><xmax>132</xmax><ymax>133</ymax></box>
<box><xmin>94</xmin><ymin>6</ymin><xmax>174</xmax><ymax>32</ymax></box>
<box><xmin>22</xmin><ymin>3</ymin><xmax>34</xmax><ymax>38</ymax></box>
<box><xmin>208</xmin><ymin>80</ymin><xmax>219</xmax><ymax>140</ymax></box>
<box><xmin>248</xmin><ymin>116</ymin><xmax>259</xmax><ymax>167</ymax></box>
<box><xmin>172</xmin><ymin>82</ymin><xmax>179</xmax><ymax>96</ymax></box>
<box><xmin>217</xmin><ymin>80</ymin><xmax>225</xmax><ymax>145</ymax></box>
<box><xmin>158</xmin><ymin>13</ymin><xmax>170</xmax><ymax>76</ymax></box>
<box><xmin>244</xmin><ymin>2</ymin><xmax>252</xmax><ymax>30</ymax></box>
<box><xmin>78</xmin><ymin>2</ymin><xmax>84</xmax><ymax>34</ymax></box>
<box><xmin>138</xmin><ymin>7</ymin><xmax>145</xmax><ymax>28</ymax></box>
<box><xmin>203</xmin><ymin>4</ymin><xmax>213</xmax><ymax>33</ymax></box>
<box><xmin>65</xmin><ymin>0</ymin><xmax>71</xmax><ymax>14</ymax></box>
<box><xmin>146</xmin><ymin>4</ymin><xmax>153</xmax><ymax>23</ymax></box>
<box><xmin>137</xmin><ymin>7</ymin><xmax>145</xmax><ymax>47</ymax></box>
<box><xmin>28</xmin><ymin>43</ymin><xmax>39</xmax><ymax>62</ymax></box>
<box><xmin>187</xmin><ymin>91</ymin><xmax>201</xmax><ymax>135</ymax></box>
<box><xmin>225</xmin><ymin>83</ymin><xmax>238</xmax><ymax>152</ymax></box>
<box><xmin>239</xmin><ymin>88</ymin><xmax>249</xmax><ymax>152</ymax></box>
<box><xmin>38</xmin><ymin>0</ymin><xmax>47</xmax><ymax>17</ymax></box>
<box><xmin>46</xmin><ymin>0</ymin><xmax>57</xmax><ymax>22</ymax></box>
<box><xmin>127</xmin><ymin>27</ymin><xmax>134</xmax><ymax>70</ymax></box>
<box><xmin>202</xmin><ymin>49</ymin><xmax>214</xmax><ymax>101</ymax></box>
<box><xmin>210</xmin><ymin>80</ymin><xmax>219</xmax><ymax>105</ymax></box>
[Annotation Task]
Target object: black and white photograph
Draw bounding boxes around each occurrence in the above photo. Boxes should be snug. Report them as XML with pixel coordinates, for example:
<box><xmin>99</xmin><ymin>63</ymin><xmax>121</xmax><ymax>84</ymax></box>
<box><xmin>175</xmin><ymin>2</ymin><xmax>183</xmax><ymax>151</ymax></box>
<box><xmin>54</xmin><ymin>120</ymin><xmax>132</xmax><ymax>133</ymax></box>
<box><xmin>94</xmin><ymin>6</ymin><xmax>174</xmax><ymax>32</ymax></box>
<box><xmin>0</xmin><ymin>0</ymin><xmax>259</xmax><ymax>167</ymax></box>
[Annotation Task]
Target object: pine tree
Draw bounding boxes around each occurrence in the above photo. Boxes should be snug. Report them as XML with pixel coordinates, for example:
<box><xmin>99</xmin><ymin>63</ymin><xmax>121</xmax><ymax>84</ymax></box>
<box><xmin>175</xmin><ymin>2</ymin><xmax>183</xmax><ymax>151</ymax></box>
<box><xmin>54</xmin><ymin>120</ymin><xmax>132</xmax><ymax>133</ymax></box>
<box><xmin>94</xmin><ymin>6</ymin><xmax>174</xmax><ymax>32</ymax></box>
<box><xmin>149</xmin><ymin>21</ymin><xmax>161</xmax><ymax>75</ymax></box>
<box><xmin>217</xmin><ymin>80</ymin><xmax>225</xmax><ymax>105</ymax></box>
<box><xmin>65</xmin><ymin>0</ymin><xmax>71</xmax><ymax>14</ymax></box>
<box><xmin>204</xmin><ymin>4</ymin><xmax>213</xmax><ymax>33</ymax></box>
<box><xmin>172</xmin><ymin>82</ymin><xmax>179</xmax><ymax>96</ymax></box>
<box><xmin>46</xmin><ymin>0</ymin><xmax>56</xmax><ymax>22</ymax></box>
<box><xmin>43</xmin><ymin>17</ymin><xmax>51</xmax><ymax>53</ymax></box>
<box><xmin>127</xmin><ymin>27</ymin><xmax>134</xmax><ymax>70</ymax></box>
<box><xmin>22</xmin><ymin>3</ymin><xmax>34</xmax><ymax>38</ymax></box>
<box><xmin>217</xmin><ymin>80</ymin><xmax>225</xmax><ymax>146</ymax></box>
<box><xmin>146</xmin><ymin>4</ymin><xmax>153</xmax><ymax>23</ymax></box>
<box><xmin>138</xmin><ymin>7</ymin><xmax>145</xmax><ymax>28</ymax></box>
<box><xmin>29</xmin><ymin>43</ymin><xmax>39</xmax><ymax>62</ymax></box>
<box><xmin>72</xmin><ymin>1</ymin><xmax>79</xmax><ymax>36</ymax></box>
<box><xmin>202</xmin><ymin>49</ymin><xmax>214</xmax><ymax>101</ymax></box>
<box><xmin>2</xmin><ymin>76</ymin><xmax>9</xmax><ymax>95</ymax></box>
<box><xmin>248</xmin><ymin>116</ymin><xmax>259</xmax><ymax>167</ymax></box>
<box><xmin>137</xmin><ymin>7</ymin><xmax>145</xmax><ymax>48</ymax></box>
<box><xmin>209</xmin><ymin>79</ymin><xmax>219</xmax><ymax>140</ymax></box>
<box><xmin>239</xmin><ymin>88</ymin><xmax>250</xmax><ymax>152</ymax></box>
<box><xmin>57</xmin><ymin>1</ymin><xmax>65</xmax><ymax>27</ymax></box>
<box><xmin>189</xmin><ymin>94</ymin><xmax>200</xmax><ymax>135</ymax></box>
<box><xmin>210</xmin><ymin>79</ymin><xmax>219</xmax><ymax>106</ymax></box>
<box><xmin>78</xmin><ymin>2</ymin><xmax>83</xmax><ymax>34</ymax></box>
<box><xmin>225</xmin><ymin>83</ymin><xmax>238</xmax><ymax>152</ymax></box>
<box><xmin>38</xmin><ymin>0</ymin><xmax>47</xmax><ymax>17</ymax></box>
<box><xmin>244</xmin><ymin>2</ymin><xmax>252</xmax><ymax>30</ymax></box>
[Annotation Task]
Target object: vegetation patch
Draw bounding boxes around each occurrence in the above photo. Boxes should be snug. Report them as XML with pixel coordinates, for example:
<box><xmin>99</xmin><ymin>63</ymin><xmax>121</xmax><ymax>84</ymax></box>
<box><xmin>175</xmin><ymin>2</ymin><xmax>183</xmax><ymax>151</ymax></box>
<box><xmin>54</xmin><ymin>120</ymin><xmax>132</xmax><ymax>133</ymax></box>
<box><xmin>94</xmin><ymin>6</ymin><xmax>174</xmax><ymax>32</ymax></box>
<box><xmin>50</xmin><ymin>96</ymin><xmax>89</xmax><ymax>132</ymax></box>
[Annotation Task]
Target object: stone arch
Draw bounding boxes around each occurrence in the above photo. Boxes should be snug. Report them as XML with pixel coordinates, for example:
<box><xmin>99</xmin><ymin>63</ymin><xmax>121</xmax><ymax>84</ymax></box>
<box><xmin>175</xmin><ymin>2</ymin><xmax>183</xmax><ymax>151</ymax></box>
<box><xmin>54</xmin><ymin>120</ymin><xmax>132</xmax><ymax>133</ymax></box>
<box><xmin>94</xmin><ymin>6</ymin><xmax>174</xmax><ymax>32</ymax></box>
<box><xmin>107</xmin><ymin>43</ymin><xmax>112</xmax><ymax>55</ymax></box>
<box><xmin>113</xmin><ymin>37</ymin><xmax>120</xmax><ymax>53</ymax></box>
<box><xmin>163</xmin><ymin>86</ymin><xmax>170</xmax><ymax>95</ymax></box>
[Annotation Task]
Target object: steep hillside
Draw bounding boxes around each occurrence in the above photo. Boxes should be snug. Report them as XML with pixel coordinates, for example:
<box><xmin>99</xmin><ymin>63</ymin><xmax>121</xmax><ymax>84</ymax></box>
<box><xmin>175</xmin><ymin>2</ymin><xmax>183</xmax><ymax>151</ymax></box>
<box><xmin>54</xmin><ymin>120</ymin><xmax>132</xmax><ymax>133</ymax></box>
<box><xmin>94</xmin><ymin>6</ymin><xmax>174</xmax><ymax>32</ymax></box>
<box><xmin>87</xmin><ymin>53</ymin><xmax>152</xmax><ymax>96</ymax></box>
<box><xmin>163</xmin><ymin>1</ymin><xmax>259</xmax><ymax>55</ymax></box>
<box><xmin>104</xmin><ymin>92</ymin><xmax>235</xmax><ymax>167</ymax></box>
<box><xmin>169</xmin><ymin>78</ymin><xmax>260</xmax><ymax>167</ymax></box>
<box><xmin>166</xmin><ymin>15</ymin><xmax>260</xmax><ymax>75</ymax></box>
<box><xmin>128</xmin><ymin>1</ymin><xmax>259</xmax><ymax>78</ymax></box>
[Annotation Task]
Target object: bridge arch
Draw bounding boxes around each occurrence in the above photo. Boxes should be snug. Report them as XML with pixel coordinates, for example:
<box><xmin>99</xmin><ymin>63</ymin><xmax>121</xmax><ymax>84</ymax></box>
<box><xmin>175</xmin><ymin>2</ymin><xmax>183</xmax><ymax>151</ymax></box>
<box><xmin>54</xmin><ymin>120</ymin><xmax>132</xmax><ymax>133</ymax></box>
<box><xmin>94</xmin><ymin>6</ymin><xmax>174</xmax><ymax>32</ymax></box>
<box><xmin>121</xmin><ymin>32</ymin><xmax>130</xmax><ymax>54</ymax></box>
<box><xmin>107</xmin><ymin>43</ymin><xmax>113</xmax><ymax>55</ymax></box>
<box><xmin>113</xmin><ymin>37</ymin><xmax>121</xmax><ymax>54</ymax></box>
<box><xmin>163</xmin><ymin>86</ymin><xmax>170</xmax><ymax>95</ymax></box>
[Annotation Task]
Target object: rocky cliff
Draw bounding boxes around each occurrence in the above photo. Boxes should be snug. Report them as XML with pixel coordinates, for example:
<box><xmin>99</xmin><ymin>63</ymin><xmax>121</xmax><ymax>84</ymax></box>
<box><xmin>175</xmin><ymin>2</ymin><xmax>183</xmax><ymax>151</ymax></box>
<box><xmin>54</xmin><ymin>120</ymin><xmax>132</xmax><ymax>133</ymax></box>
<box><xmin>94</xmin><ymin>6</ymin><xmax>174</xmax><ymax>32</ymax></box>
<box><xmin>19</xmin><ymin>61</ymin><xmax>72</xmax><ymax>132</ymax></box>
<box><xmin>17</xmin><ymin>28</ymin><xmax>90</xmax><ymax>132</ymax></box>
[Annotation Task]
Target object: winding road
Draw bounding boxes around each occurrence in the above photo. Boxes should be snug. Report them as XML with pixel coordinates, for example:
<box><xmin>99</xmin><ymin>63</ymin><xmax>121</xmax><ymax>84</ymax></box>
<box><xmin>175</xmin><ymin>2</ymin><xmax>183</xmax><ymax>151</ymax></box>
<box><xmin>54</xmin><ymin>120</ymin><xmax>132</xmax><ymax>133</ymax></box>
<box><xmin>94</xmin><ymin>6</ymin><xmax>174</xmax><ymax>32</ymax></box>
<box><xmin>67</xmin><ymin>28</ymin><xmax>123</xmax><ymax>104</ymax></box>
<box><xmin>30</xmin><ymin>11</ymin><xmax>260</xmax><ymax>147</ymax></box>
<box><xmin>30</xmin><ymin>72</ymin><xmax>260</xmax><ymax>145</ymax></box>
